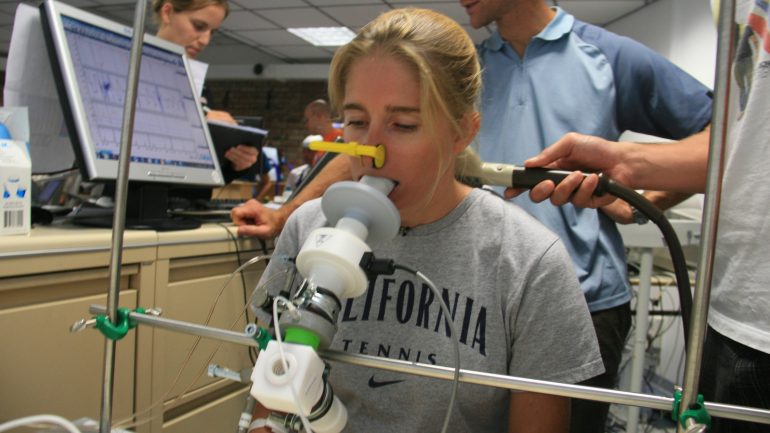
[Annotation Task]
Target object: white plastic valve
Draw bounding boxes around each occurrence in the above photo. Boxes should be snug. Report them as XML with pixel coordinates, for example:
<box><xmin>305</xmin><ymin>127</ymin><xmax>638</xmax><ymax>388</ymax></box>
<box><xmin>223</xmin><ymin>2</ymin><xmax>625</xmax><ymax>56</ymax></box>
<box><xmin>310</xmin><ymin>395</ymin><xmax>348</xmax><ymax>433</ymax></box>
<box><xmin>295</xmin><ymin>176</ymin><xmax>400</xmax><ymax>299</ymax></box>
<box><xmin>250</xmin><ymin>341</ymin><xmax>325</xmax><ymax>415</ymax></box>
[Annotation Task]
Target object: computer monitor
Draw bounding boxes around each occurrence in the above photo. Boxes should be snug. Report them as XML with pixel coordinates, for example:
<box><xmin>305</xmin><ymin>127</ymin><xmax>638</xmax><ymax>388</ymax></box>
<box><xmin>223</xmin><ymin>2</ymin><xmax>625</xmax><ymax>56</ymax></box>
<box><xmin>39</xmin><ymin>0</ymin><xmax>223</xmax><ymax>230</ymax></box>
<box><xmin>261</xmin><ymin>146</ymin><xmax>280</xmax><ymax>182</ymax></box>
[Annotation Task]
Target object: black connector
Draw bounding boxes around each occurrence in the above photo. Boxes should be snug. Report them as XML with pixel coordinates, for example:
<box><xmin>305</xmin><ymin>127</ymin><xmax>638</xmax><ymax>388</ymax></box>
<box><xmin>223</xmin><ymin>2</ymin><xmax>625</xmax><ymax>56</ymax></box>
<box><xmin>359</xmin><ymin>252</ymin><xmax>396</xmax><ymax>281</ymax></box>
<box><xmin>511</xmin><ymin>167</ymin><xmax>611</xmax><ymax>196</ymax></box>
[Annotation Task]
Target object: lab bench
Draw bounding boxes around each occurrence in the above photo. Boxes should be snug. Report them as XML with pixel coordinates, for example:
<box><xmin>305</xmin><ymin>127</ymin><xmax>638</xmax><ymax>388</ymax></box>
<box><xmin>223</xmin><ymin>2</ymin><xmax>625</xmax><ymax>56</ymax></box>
<box><xmin>0</xmin><ymin>223</ymin><xmax>271</xmax><ymax>433</ymax></box>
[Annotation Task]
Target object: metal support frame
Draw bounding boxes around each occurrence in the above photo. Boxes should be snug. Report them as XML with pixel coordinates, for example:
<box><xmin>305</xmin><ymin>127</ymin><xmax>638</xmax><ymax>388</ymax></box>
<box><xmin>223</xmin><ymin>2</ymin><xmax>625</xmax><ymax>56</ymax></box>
<box><xmin>626</xmin><ymin>248</ymin><xmax>654</xmax><ymax>432</ymax></box>
<box><xmin>98</xmin><ymin>0</ymin><xmax>146</xmax><ymax>432</ymax></box>
<box><xmin>95</xmin><ymin>0</ymin><xmax>761</xmax><ymax>432</ymax></box>
<box><xmin>88</xmin><ymin>305</ymin><xmax>770</xmax><ymax>427</ymax></box>
<box><xmin>677</xmin><ymin>0</ymin><xmax>736</xmax><ymax>431</ymax></box>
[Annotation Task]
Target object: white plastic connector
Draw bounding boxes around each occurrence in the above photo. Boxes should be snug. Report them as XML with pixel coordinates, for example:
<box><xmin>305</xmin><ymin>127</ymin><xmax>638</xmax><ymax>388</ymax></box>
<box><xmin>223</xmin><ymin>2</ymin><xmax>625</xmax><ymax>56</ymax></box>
<box><xmin>296</xmin><ymin>176</ymin><xmax>400</xmax><ymax>299</ymax></box>
<box><xmin>310</xmin><ymin>395</ymin><xmax>348</xmax><ymax>433</ymax></box>
<box><xmin>250</xmin><ymin>341</ymin><xmax>325</xmax><ymax>415</ymax></box>
<box><xmin>296</xmin><ymin>226</ymin><xmax>370</xmax><ymax>299</ymax></box>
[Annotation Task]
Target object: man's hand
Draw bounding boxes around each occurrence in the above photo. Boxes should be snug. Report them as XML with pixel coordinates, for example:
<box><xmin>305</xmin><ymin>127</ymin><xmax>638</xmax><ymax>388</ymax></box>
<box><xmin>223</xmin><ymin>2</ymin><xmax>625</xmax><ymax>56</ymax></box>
<box><xmin>524</xmin><ymin>132</ymin><xmax>631</xmax><ymax>181</ymax></box>
<box><xmin>600</xmin><ymin>199</ymin><xmax>634</xmax><ymax>224</ymax></box>
<box><xmin>231</xmin><ymin>199</ymin><xmax>288</xmax><ymax>239</ymax></box>
<box><xmin>504</xmin><ymin>170</ymin><xmax>618</xmax><ymax>209</ymax></box>
<box><xmin>225</xmin><ymin>145</ymin><xmax>258</xmax><ymax>171</ymax></box>
<box><xmin>501</xmin><ymin>132</ymin><xmax>638</xmax><ymax>209</ymax></box>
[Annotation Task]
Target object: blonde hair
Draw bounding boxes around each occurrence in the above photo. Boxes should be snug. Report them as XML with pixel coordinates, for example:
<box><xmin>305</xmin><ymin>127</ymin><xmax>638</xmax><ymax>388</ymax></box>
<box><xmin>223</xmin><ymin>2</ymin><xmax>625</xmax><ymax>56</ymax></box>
<box><xmin>151</xmin><ymin>0</ymin><xmax>229</xmax><ymax>23</ymax></box>
<box><xmin>328</xmin><ymin>8</ymin><xmax>481</xmax><ymax>174</ymax></box>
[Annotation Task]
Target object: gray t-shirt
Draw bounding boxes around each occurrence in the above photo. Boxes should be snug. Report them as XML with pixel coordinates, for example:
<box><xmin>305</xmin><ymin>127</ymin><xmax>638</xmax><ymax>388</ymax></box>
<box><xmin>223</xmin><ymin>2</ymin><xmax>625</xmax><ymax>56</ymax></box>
<box><xmin>257</xmin><ymin>188</ymin><xmax>603</xmax><ymax>433</ymax></box>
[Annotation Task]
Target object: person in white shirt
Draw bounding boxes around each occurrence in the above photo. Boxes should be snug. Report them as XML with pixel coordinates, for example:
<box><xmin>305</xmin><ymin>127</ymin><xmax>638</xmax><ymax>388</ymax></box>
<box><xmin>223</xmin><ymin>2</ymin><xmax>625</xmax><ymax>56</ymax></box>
<box><xmin>283</xmin><ymin>134</ymin><xmax>323</xmax><ymax>195</ymax></box>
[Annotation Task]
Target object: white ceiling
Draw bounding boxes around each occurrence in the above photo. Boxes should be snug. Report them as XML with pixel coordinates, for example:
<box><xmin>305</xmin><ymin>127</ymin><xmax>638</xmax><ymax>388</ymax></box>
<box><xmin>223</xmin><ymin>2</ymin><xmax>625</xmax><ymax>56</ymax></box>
<box><xmin>0</xmin><ymin>0</ymin><xmax>654</xmax><ymax>66</ymax></box>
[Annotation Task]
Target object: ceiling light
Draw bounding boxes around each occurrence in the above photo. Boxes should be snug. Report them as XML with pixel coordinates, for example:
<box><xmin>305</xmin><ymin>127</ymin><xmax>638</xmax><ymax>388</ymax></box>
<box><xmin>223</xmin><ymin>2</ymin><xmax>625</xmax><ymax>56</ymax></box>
<box><xmin>287</xmin><ymin>27</ymin><xmax>356</xmax><ymax>47</ymax></box>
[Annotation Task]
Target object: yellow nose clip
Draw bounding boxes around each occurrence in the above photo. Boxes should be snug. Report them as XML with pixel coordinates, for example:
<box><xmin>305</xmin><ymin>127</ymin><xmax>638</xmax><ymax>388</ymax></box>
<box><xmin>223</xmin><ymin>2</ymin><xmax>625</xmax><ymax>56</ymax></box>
<box><xmin>308</xmin><ymin>141</ymin><xmax>385</xmax><ymax>168</ymax></box>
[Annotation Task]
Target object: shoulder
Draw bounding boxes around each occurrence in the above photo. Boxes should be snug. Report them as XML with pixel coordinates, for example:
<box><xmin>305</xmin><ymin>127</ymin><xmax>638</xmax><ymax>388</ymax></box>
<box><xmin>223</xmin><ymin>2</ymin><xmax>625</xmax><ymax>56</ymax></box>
<box><xmin>466</xmin><ymin>189</ymin><xmax>562</xmax><ymax>249</ymax></box>
<box><xmin>571</xmin><ymin>19</ymin><xmax>684</xmax><ymax>81</ymax></box>
<box><xmin>282</xmin><ymin>198</ymin><xmax>325</xmax><ymax>240</ymax></box>
<box><xmin>571</xmin><ymin>20</ymin><xmax>651</xmax><ymax>58</ymax></box>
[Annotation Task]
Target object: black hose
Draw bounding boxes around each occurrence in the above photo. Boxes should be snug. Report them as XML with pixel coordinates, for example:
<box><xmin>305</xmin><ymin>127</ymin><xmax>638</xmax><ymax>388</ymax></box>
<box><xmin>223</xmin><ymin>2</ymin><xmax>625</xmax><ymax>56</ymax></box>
<box><xmin>511</xmin><ymin>168</ymin><xmax>693</xmax><ymax>346</ymax></box>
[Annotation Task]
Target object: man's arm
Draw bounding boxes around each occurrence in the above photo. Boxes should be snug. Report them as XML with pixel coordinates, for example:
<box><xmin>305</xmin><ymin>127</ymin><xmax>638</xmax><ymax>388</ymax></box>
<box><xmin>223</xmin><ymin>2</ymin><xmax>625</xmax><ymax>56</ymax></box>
<box><xmin>509</xmin><ymin>392</ymin><xmax>570</xmax><ymax>433</ymax></box>
<box><xmin>521</xmin><ymin>130</ymin><xmax>710</xmax><ymax>209</ymax></box>
<box><xmin>231</xmin><ymin>155</ymin><xmax>352</xmax><ymax>239</ymax></box>
<box><xmin>253</xmin><ymin>175</ymin><xmax>274</xmax><ymax>203</ymax></box>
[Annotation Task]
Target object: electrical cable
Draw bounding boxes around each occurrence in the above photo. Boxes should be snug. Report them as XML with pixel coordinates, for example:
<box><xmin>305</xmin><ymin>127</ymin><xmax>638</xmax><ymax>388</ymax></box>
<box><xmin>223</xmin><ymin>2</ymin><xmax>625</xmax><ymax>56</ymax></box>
<box><xmin>511</xmin><ymin>168</ymin><xmax>693</xmax><ymax>345</ymax></box>
<box><xmin>112</xmin><ymin>254</ymin><xmax>272</xmax><ymax>430</ymax></box>
<box><xmin>393</xmin><ymin>263</ymin><xmax>461</xmax><ymax>433</ymax></box>
<box><xmin>0</xmin><ymin>414</ymin><xmax>83</xmax><ymax>433</ymax></box>
<box><xmin>272</xmin><ymin>295</ymin><xmax>314</xmax><ymax>433</ymax></box>
<box><xmin>32</xmin><ymin>167</ymin><xmax>79</xmax><ymax>177</ymax></box>
<box><xmin>217</xmin><ymin>222</ymin><xmax>258</xmax><ymax>364</ymax></box>
<box><xmin>458</xmin><ymin>157</ymin><xmax>694</xmax><ymax>346</ymax></box>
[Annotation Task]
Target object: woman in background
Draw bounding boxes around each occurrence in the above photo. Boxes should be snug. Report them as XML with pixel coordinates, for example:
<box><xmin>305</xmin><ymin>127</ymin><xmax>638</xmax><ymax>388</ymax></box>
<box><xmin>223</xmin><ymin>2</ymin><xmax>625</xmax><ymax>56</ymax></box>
<box><xmin>152</xmin><ymin>0</ymin><xmax>261</xmax><ymax>183</ymax></box>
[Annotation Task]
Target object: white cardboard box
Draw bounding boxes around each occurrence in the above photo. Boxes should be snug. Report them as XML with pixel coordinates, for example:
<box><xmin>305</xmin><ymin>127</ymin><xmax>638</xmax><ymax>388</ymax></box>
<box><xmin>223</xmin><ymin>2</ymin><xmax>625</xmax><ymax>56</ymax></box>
<box><xmin>0</xmin><ymin>107</ymin><xmax>31</xmax><ymax>235</ymax></box>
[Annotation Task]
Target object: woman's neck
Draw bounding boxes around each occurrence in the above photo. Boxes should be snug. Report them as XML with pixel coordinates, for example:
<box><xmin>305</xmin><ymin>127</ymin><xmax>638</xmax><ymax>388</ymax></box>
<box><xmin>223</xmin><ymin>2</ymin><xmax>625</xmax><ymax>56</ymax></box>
<box><xmin>399</xmin><ymin>180</ymin><xmax>472</xmax><ymax>228</ymax></box>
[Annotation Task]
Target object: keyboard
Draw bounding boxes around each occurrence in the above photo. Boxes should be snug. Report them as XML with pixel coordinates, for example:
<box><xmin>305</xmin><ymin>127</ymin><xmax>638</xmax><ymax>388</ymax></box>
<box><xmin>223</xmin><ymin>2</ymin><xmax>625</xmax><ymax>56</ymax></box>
<box><xmin>196</xmin><ymin>198</ymin><xmax>244</xmax><ymax>211</ymax></box>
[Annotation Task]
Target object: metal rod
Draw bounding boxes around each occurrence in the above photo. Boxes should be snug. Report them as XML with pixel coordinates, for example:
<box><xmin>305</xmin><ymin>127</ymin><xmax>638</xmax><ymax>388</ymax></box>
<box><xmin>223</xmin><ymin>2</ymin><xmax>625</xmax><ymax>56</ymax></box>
<box><xmin>88</xmin><ymin>305</ymin><xmax>770</xmax><ymax>426</ymax></box>
<box><xmin>99</xmin><ymin>0</ymin><xmax>147</xmax><ymax>431</ymax></box>
<box><xmin>90</xmin><ymin>305</ymin><xmax>256</xmax><ymax>347</ymax></box>
<box><xmin>627</xmin><ymin>248</ymin><xmax>654</xmax><ymax>432</ymax></box>
<box><xmin>678</xmin><ymin>0</ymin><xmax>735</xmax><ymax>430</ymax></box>
<box><xmin>320</xmin><ymin>351</ymin><xmax>770</xmax><ymax>425</ymax></box>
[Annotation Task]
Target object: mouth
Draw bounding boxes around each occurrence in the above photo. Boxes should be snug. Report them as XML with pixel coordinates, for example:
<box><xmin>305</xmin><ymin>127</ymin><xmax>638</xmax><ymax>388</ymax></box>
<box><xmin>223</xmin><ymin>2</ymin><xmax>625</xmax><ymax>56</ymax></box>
<box><xmin>357</xmin><ymin>175</ymin><xmax>399</xmax><ymax>197</ymax></box>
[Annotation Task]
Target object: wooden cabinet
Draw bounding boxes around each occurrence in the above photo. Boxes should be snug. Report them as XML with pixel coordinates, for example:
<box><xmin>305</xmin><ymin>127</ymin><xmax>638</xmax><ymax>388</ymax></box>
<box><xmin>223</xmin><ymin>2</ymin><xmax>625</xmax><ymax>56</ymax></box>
<box><xmin>0</xmin><ymin>224</ymin><xmax>271</xmax><ymax>433</ymax></box>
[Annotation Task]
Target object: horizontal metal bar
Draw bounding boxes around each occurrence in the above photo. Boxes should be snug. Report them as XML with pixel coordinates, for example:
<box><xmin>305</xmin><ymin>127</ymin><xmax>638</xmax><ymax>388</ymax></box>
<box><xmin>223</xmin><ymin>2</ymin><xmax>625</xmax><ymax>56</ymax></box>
<box><xmin>89</xmin><ymin>304</ymin><xmax>256</xmax><ymax>347</ymax></box>
<box><xmin>88</xmin><ymin>305</ymin><xmax>770</xmax><ymax>425</ymax></box>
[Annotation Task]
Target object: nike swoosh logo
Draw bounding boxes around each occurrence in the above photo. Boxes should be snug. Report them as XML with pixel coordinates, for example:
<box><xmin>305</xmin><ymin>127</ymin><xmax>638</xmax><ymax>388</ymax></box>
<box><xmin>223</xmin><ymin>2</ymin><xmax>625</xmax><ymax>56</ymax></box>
<box><xmin>368</xmin><ymin>375</ymin><xmax>404</xmax><ymax>388</ymax></box>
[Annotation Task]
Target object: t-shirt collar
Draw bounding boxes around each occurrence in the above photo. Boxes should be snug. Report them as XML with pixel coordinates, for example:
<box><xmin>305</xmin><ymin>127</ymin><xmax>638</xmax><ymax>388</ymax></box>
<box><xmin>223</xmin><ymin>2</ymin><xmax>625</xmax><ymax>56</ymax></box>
<box><xmin>482</xmin><ymin>7</ymin><xmax>574</xmax><ymax>52</ymax></box>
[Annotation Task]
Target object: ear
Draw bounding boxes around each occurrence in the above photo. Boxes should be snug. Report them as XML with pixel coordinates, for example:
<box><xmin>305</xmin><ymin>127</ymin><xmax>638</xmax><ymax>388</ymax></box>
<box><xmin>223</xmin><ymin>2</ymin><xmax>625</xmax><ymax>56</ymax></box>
<box><xmin>452</xmin><ymin>111</ymin><xmax>481</xmax><ymax>155</ymax></box>
<box><xmin>159</xmin><ymin>2</ymin><xmax>174</xmax><ymax>25</ymax></box>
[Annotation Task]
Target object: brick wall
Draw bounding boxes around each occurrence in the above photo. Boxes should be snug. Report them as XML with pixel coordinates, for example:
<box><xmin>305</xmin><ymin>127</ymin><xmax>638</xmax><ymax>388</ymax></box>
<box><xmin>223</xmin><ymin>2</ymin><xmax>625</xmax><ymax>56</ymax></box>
<box><xmin>204</xmin><ymin>79</ymin><xmax>331</xmax><ymax>173</ymax></box>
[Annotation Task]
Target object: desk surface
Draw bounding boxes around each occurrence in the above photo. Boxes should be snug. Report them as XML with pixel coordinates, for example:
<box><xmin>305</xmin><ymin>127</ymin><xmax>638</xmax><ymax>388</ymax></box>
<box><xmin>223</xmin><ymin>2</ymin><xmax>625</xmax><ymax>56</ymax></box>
<box><xmin>0</xmin><ymin>222</ymin><xmax>269</xmax><ymax>277</ymax></box>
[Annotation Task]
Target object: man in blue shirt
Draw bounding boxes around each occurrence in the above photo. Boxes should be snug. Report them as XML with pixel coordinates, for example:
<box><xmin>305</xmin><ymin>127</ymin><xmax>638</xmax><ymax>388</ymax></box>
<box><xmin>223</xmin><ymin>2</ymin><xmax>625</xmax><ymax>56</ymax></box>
<box><xmin>458</xmin><ymin>0</ymin><xmax>713</xmax><ymax>431</ymax></box>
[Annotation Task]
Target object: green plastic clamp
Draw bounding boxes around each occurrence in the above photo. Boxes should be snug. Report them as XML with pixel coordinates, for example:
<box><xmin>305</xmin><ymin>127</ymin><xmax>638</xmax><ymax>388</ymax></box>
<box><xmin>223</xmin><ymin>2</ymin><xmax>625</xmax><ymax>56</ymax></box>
<box><xmin>284</xmin><ymin>327</ymin><xmax>320</xmax><ymax>350</ymax></box>
<box><xmin>94</xmin><ymin>307</ymin><xmax>145</xmax><ymax>341</ymax></box>
<box><xmin>252</xmin><ymin>326</ymin><xmax>273</xmax><ymax>351</ymax></box>
<box><xmin>672</xmin><ymin>389</ymin><xmax>712</xmax><ymax>429</ymax></box>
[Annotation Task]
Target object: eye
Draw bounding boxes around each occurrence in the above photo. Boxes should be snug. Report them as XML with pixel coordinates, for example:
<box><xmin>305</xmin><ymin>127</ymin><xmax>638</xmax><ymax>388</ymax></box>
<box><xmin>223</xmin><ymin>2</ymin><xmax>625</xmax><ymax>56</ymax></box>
<box><xmin>192</xmin><ymin>20</ymin><xmax>208</xmax><ymax>32</ymax></box>
<box><xmin>345</xmin><ymin>119</ymin><xmax>367</xmax><ymax>129</ymax></box>
<box><xmin>394</xmin><ymin>123</ymin><xmax>418</xmax><ymax>132</ymax></box>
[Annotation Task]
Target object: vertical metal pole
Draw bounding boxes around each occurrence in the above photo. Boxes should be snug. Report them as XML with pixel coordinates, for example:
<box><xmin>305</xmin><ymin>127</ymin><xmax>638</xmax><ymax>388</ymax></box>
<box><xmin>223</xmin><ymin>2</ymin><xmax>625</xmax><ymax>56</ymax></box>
<box><xmin>627</xmin><ymin>248</ymin><xmax>654</xmax><ymax>433</ymax></box>
<box><xmin>677</xmin><ymin>0</ymin><xmax>735</xmax><ymax>431</ymax></box>
<box><xmin>99</xmin><ymin>1</ymin><xmax>147</xmax><ymax>432</ymax></box>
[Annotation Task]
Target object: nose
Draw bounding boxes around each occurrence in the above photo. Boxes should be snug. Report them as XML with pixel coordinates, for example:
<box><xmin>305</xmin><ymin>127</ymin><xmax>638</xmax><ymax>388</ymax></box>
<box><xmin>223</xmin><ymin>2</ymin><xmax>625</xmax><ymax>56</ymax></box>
<box><xmin>360</xmin><ymin>126</ymin><xmax>386</xmax><ymax>168</ymax></box>
<box><xmin>199</xmin><ymin>30</ymin><xmax>212</xmax><ymax>47</ymax></box>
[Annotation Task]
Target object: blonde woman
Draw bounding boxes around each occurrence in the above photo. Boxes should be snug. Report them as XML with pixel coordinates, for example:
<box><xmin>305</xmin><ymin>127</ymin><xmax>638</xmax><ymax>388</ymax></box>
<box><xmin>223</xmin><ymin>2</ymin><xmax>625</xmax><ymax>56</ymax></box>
<box><xmin>250</xmin><ymin>8</ymin><xmax>603</xmax><ymax>432</ymax></box>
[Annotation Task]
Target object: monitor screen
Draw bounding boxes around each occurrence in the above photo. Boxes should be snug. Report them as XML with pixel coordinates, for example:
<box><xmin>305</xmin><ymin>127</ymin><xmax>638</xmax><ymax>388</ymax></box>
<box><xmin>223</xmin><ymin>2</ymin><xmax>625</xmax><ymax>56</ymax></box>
<box><xmin>40</xmin><ymin>0</ymin><xmax>223</xmax><ymax>188</ymax></box>
<box><xmin>261</xmin><ymin>146</ymin><xmax>280</xmax><ymax>181</ymax></box>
